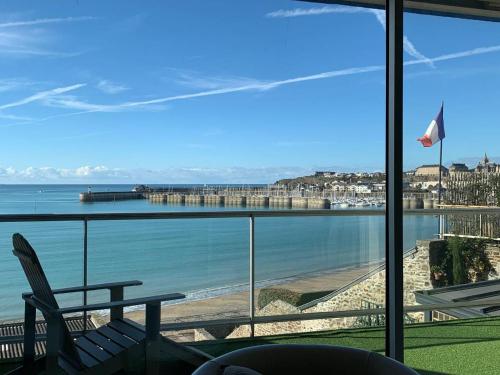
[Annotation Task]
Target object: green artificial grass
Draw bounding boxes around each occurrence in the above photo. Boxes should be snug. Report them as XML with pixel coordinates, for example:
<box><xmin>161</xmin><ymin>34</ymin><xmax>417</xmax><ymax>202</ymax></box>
<box><xmin>2</xmin><ymin>317</ymin><xmax>499</xmax><ymax>374</ymax></box>
<box><xmin>192</xmin><ymin>317</ymin><xmax>500</xmax><ymax>375</ymax></box>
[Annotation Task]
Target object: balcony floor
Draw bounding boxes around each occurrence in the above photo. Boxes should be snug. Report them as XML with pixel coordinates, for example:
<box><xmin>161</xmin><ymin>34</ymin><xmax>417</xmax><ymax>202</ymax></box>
<box><xmin>179</xmin><ymin>316</ymin><xmax>500</xmax><ymax>375</ymax></box>
<box><xmin>1</xmin><ymin>317</ymin><xmax>499</xmax><ymax>374</ymax></box>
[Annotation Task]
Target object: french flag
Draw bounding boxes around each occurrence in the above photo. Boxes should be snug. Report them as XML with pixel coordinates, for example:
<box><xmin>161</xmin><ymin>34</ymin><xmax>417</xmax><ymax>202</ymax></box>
<box><xmin>417</xmin><ymin>104</ymin><xmax>445</xmax><ymax>147</ymax></box>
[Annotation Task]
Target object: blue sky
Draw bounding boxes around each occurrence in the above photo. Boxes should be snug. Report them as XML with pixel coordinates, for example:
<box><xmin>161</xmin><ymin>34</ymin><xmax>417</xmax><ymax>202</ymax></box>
<box><xmin>0</xmin><ymin>0</ymin><xmax>499</xmax><ymax>183</ymax></box>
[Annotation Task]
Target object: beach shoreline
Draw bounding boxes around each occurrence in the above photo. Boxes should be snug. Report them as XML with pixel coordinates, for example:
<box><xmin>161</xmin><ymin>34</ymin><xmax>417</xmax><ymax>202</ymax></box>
<box><xmin>89</xmin><ymin>263</ymin><xmax>376</xmax><ymax>341</ymax></box>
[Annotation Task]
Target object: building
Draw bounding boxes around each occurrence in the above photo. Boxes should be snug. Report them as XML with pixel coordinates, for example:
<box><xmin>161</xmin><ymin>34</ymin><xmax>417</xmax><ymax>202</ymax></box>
<box><xmin>415</xmin><ymin>164</ymin><xmax>449</xmax><ymax>177</ymax></box>
<box><xmin>353</xmin><ymin>184</ymin><xmax>372</xmax><ymax>194</ymax></box>
<box><xmin>314</xmin><ymin>171</ymin><xmax>336</xmax><ymax>178</ymax></box>
<box><xmin>475</xmin><ymin>153</ymin><xmax>499</xmax><ymax>173</ymax></box>
<box><xmin>449</xmin><ymin>163</ymin><xmax>470</xmax><ymax>174</ymax></box>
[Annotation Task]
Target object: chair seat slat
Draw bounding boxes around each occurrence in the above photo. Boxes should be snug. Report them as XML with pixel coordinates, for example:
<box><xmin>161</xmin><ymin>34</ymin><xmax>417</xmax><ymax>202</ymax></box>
<box><xmin>75</xmin><ymin>336</ymin><xmax>112</xmax><ymax>363</ymax></box>
<box><xmin>84</xmin><ymin>331</ymin><xmax>123</xmax><ymax>355</ymax></box>
<box><xmin>108</xmin><ymin>320</ymin><xmax>145</xmax><ymax>342</ymax></box>
<box><xmin>97</xmin><ymin>326</ymin><xmax>136</xmax><ymax>348</ymax></box>
<box><xmin>75</xmin><ymin>347</ymin><xmax>100</xmax><ymax>368</ymax></box>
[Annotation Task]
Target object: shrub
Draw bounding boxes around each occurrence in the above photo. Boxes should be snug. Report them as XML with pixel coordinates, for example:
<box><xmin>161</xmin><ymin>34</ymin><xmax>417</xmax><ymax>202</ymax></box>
<box><xmin>448</xmin><ymin>236</ymin><xmax>469</xmax><ymax>285</ymax></box>
<box><xmin>257</xmin><ymin>288</ymin><xmax>302</xmax><ymax>310</ymax></box>
<box><xmin>443</xmin><ymin>236</ymin><xmax>496</xmax><ymax>285</ymax></box>
<box><xmin>257</xmin><ymin>288</ymin><xmax>333</xmax><ymax>310</ymax></box>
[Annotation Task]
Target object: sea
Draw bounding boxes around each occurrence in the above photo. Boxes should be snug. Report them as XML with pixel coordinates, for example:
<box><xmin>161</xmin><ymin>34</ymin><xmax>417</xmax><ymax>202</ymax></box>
<box><xmin>0</xmin><ymin>185</ymin><xmax>437</xmax><ymax>321</ymax></box>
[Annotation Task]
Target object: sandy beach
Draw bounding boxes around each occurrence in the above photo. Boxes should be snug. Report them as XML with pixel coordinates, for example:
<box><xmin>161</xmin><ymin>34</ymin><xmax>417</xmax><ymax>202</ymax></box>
<box><xmin>95</xmin><ymin>264</ymin><xmax>375</xmax><ymax>341</ymax></box>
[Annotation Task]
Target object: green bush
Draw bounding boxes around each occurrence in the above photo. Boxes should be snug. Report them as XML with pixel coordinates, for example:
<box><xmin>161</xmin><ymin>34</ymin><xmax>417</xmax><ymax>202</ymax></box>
<box><xmin>258</xmin><ymin>288</ymin><xmax>302</xmax><ymax>310</ymax></box>
<box><xmin>443</xmin><ymin>236</ymin><xmax>496</xmax><ymax>286</ymax></box>
<box><xmin>257</xmin><ymin>288</ymin><xmax>333</xmax><ymax>310</ymax></box>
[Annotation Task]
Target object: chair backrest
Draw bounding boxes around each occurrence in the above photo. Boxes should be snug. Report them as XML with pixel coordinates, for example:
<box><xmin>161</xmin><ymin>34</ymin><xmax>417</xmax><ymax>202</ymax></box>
<box><xmin>12</xmin><ymin>233</ymin><xmax>82</xmax><ymax>366</ymax></box>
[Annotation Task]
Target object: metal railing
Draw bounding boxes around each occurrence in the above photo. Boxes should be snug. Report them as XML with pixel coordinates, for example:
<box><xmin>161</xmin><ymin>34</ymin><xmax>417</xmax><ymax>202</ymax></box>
<box><xmin>1</xmin><ymin>207</ymin><xmax>499</xmax><ymax>338</ymax></box>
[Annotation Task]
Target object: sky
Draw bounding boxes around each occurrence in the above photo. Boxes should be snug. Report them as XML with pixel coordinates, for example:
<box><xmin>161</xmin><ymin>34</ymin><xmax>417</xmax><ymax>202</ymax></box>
<box><xmin>0</xmin><ymin>0</ymin><xmax>499</xmax><ymax>183</ymax></box>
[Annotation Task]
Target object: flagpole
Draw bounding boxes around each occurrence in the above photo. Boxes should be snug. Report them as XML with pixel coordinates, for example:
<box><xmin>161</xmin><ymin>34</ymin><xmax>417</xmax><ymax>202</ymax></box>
<box><xmin>438</xmin><ymin>100</ymin><xmax>444</xmax><ymax>238</ymax></box>
<box><xmin>438</xmin><ymin>139</ymin><xmax>443</xmax><ymax>205</ymax></box>
<box><xmin>438</xmin><ymin>132</ymin><xmax>444</xmax><ymax>239</ymax></box>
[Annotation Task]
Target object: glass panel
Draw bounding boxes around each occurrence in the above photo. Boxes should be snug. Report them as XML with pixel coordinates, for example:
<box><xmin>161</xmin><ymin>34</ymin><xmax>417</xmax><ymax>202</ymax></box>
<box><xmin>88</xmin><ymin>218</ymin><xmax>249</xmax><ymax>342</ymax></box>
<box><xmin>0</xmin><ymin>0</ymin><xmax>396</xmax><ymax>366</ymax></box>
<box><xmin>0</xmin><ymin>221</ymin><xmax>83</xmax><ymax>320</ymax></box>
<box><xmin>403</xmin><ymin>10</ymin><xmax>500</xmax><ymax>374</ymax></box>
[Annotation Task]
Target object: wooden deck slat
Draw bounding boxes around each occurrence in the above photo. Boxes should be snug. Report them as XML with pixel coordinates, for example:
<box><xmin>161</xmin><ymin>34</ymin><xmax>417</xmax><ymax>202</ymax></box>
<box><xmin>0</xmin><ymin>317</ymin><xmax>95</xmax><ymax>361</ymax></box>
<box><xmin>108</xmin><ymin>320</ymin><xmax>145</xmax><ymax>342</ymax></box>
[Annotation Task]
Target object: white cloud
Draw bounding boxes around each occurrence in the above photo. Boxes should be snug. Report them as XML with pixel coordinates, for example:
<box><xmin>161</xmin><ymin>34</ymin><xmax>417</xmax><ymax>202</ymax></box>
<box><xmin>0</xmin><ymin>83</ymin><xmax>85</xmax><ymax>110</ymax></box>
<box><xmin>43</xmin><ymin>65</ymin><xmax>383</xmax><ymax>113</ymax></box>
<box><xmin>96</xmin><ymin>80</ymin><xmax>129</xmax><ymax>94</ymax></box>
<box><xmin>267</xmin><ymin>6</ymin><xmax>434</xmax><ymax>67</ymax></box>
<box><xmin>0</xmin><ymin>163</ymin><xmax>391</xmax><ymax>183</ymax></box>
<box><xmin>405</xmin><ymin>45</ymin><xmax>500</xmax><ymax>65</ymax></box>
<box><xmin>0</xmin><ymin>78</ymin><xmax>39</xmax><ymax>92</ymax></box>
<box><xmin>0</xmin><ymin>113</ymin><xmax>32</xmax><ymax>121</ymax></box>
<box><xmin>45</xmin><ymin>96</ymin><xmax>121</xmax><ymax>112</ymax></box>
<box><xmin>0</xmin><ymin>165</ymin><xmax>129</xmax><ymax>182</ymax></box>
<box><xmin>0</xmin><ymin>16</ymin><xmax>94</xmax><ymax>57</ymax></box>
<box><xmin>173</xmin><ymin>71</ymin><xmax>269</xmax><ymax>90</ymax></box>
<box><xmin>403</xmin><ymin>36</ymin><xmax>434</xmax><ymax>67</ymax></box>
<box><xmin>368</xmin><ymin>9</ymin><xmax>434</xmax><ymax>67</ymax></box>
<box><xmin>0</xmin><ymin>165</ymin><xmax>317</xmax><ymax>184</ymax></box>
<box><xmin>368</xmin><ymin>8</ymin><xmax>385</xmax><ymax>25</ymax></box>
<box><xmin>0</xmin><ymin>28</ymin><xmax>80</xmax><ymax>57</ymax></box>
<box><xmin>42</xmin><ymin>44</ymin><xmax>500</xmax><ymax>113</ymax></box>
<box><xmin>266</xmin><ymin>5</ymin><xmax>363</xmax><ymax>18</ymax></box>
<box><xmin>0</xmin><ymin>16</ymin><xmax>97</xmax><ymax>28</ymax></box>
<box><xmin>2</xmin><ymin>44</ymin><xmax>500</xmax><ymax>121</ymax></box>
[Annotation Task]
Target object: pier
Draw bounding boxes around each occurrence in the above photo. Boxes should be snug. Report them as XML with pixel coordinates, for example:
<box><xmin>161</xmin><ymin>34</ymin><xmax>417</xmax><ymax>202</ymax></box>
<box><xmin>80</xmin><ymin>186</ymin><xmax>440</xmax><ymax>210</ymax></box>
<box><xmin>148</xmin><ymin>193</ymin><xmax>332</xmax><ymax>209</ymax></box>
<box><xmin>79</xmin><ymin>191</ymin><xmax>143</xmax><ymax>202</ymax></box>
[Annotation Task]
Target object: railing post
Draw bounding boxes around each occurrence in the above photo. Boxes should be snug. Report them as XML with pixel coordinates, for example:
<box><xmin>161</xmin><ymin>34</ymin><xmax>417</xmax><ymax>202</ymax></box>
<box><xmin>249</xmin><ymin>215</ymin><xmax>255</xmax><ymax>337</ymax></box>
<box><xmin>439</xmin><ymin>214</ymin><xmax>445</xmax><ymax>239</ymax></box>
<box><xmin>83</xmin><ymin>218</ymin><xmax>88</xmax><ymax>332</ymax></box>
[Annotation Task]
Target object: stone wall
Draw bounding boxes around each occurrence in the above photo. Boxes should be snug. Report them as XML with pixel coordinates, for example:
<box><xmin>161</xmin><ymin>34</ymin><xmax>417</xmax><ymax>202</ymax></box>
<box><xmin>486</xmin><ymin>243</ymin><xmax>500</xmax><ymax>275</ymax></box>
<box><xmin>228</xmin><ymin>239</ymin><xmax>500</xmax><ymax>339</ymax></box>
<box><xmin>229</xmin><ymin>240</ymin><xmax>439</xmax><ymax>338</ymax></box>
<box><xmin>295</xmin><ymin>240</ymin><xmax>436</xmax><ymax>332</ymax></box>
<box><xmin>227</xmin><ymin>300</ymin><xmax>301</xmax><ymax>339</ymax></box>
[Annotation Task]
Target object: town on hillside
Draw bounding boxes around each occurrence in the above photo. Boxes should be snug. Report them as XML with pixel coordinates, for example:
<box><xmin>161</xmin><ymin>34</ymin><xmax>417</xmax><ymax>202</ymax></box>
<box><xmin>275</xmin><ymin>154</ymin><xmax>500</xmax><ymax>206</ymax></box>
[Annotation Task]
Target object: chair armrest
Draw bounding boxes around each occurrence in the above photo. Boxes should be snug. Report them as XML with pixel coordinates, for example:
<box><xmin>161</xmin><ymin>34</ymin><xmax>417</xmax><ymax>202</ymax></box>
<box><xmin>57</xmin><ymin>293</ymin><xmax>185</xmax><ymax>314</ymax></box>
<box><xmin>23</xmin><ymin>295</ymin><xmax>57</xmax><ymax>315</ymax></box>
<box><xmin>22</xmin><ymin>280</ymin><xmax>143</xmax><ymax>298</ymax></box>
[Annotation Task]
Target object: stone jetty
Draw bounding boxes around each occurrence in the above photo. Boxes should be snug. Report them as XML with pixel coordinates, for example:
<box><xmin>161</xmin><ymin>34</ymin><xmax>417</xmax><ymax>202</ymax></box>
<box><xmin>147</xmin><ymin>192</ymin><xmax>331</xmax><ymax>209</ymax></box>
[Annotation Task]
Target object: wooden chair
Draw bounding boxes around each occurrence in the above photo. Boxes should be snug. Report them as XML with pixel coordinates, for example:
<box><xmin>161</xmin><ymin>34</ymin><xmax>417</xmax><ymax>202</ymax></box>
<box><xmin>11</xmin><ymin>232</ymin><xmax>185</xmax><ymax>374</ymax></box>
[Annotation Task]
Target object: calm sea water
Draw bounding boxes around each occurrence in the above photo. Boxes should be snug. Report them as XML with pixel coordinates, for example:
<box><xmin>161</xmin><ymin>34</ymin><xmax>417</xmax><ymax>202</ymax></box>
<box><xmin>0</xmin><ymin>185</ymin><xmax>437</xmax><ymax>320</ymax></box>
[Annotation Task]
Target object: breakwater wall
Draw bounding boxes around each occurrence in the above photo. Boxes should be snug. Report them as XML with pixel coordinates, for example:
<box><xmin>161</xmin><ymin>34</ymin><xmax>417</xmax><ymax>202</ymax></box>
<box><xmin>149</xmin><ymin>193</ymin><xmax>332</xmax><ymax>209</ymax></box>
<box><xmin>81</xmin><ymin>191</ymin><xmax>437</xmax><ymax>210</ymax></box>
<box><xmin>150</xmin><ymin>194</ymin><xmax>438</xmax><ymax>209</ymax></box>
<box><xmin>402</xmin><ymin>198</ymin><xmax>438</xmax><ymax>210</ymax></box>
<box><xmin>79</xmin><ymin>192</ymin><xmax>143</xmax><ymax>202</ymax></box>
